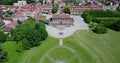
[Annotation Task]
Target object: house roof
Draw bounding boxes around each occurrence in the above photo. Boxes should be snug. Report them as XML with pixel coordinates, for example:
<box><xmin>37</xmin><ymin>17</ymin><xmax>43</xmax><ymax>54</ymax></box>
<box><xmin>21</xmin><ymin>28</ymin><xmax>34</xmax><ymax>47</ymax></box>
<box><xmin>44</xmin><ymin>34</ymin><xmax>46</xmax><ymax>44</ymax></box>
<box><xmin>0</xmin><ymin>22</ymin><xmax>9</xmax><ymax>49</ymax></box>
<box><xmin>4</xmin><ymin>27</ymin><xmax>13</xmax><ymax>32</ymax></box>
<box><xmin>35</xmin><ymin>17</ymin><xmax>44</xmax><ymax>21</ymax></box>
<box><xmin>71</xmin><ymin>5</ymin><xmax>103</xmax><ymax>10</ymax></box>
<box><xmin>4</xmin><ymin>21</ymin><xmax>18</xmax><ymax>32</ymax></box>
<box><xmin>52</xmin><ymin>14</ymin><xmax>71</xmax><ymax>19</ymax></box>
<box><xmin>10</xmin><ymin>21</ymin><xmax>18</xmax><ymax>27</ymax></box>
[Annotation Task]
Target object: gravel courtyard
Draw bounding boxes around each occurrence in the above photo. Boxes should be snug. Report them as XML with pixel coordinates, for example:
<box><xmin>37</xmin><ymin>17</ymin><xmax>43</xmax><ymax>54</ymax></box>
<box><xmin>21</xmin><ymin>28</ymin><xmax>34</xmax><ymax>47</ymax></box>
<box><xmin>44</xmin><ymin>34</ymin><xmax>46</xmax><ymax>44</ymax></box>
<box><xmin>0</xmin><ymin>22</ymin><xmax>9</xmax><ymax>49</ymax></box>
<box><xmin>46</xmin><ymin>15</ymin><xmax>89</xmax><ymax>38</ymax></box>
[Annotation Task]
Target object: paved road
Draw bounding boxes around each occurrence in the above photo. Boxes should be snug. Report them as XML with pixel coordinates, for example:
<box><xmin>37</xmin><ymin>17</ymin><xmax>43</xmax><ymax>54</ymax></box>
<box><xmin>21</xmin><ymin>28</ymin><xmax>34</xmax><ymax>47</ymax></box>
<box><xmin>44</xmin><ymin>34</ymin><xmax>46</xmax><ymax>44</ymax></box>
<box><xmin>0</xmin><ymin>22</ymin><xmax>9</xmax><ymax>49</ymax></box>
<box><xmin>46</xmin><ymin>15</ymin><xmax>89</xmax><ymax>38</ymax></box>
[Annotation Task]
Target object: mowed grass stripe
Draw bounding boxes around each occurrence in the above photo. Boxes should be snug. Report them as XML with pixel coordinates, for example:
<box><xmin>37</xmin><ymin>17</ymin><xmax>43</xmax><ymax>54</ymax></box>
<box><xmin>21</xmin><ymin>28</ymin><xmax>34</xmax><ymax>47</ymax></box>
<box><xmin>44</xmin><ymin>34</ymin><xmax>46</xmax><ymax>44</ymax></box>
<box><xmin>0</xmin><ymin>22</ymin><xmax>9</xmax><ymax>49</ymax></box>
<box><xmin>17</xmin><ymin>36</ymin><xmax>58</xmax><ymax>63</ymax></box>
<box><xmin>3</xmin><ymin>30</ymin><xmax>120</xmax><ymax>63</ymax></box>
<box><xmin>74</xmin><ymin>31</ymin><xmax>112</xmax><ymax>63</ymax></box>
<box><xmin>64</xmin><ymin>37</ymin><xmax>99</xmax><ymax>63</ymax></box>
<box><xmin>72</xmin><ymin>30</ymin><xmax>120</xmax><ymax>63</ymax></box>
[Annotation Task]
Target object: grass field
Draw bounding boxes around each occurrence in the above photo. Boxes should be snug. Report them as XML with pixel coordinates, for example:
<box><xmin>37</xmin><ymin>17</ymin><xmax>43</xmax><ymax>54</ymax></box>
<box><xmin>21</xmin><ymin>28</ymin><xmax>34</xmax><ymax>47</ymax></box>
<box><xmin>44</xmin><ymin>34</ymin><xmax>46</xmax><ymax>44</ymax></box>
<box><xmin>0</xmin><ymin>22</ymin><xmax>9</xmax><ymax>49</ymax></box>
<box><xmin>2</xmin><ymin>30</ymin><xmax>120</xmax><ymax>63</ymax></box>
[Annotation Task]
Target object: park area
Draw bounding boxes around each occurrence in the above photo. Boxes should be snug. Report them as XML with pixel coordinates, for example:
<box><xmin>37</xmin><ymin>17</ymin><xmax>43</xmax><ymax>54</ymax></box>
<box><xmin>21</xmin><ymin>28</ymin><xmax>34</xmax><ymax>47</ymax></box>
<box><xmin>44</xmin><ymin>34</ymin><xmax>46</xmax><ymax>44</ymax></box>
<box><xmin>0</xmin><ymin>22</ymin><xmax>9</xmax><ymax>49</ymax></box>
<box><xmin>2</xmin><ymin>29</ymin><xmax>120</xmax><ymax>63</ymax></box>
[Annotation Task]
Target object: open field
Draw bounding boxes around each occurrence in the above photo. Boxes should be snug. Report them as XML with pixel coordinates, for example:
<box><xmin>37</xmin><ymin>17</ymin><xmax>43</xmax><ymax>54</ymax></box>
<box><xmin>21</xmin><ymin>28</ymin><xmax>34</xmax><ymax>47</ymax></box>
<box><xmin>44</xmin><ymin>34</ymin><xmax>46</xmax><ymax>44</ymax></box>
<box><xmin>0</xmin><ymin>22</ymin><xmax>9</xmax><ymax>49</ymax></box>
<box><xmin>2</xmin><ymin>30</ymin><xmax>120</xmax><ymax>63</ymax></box>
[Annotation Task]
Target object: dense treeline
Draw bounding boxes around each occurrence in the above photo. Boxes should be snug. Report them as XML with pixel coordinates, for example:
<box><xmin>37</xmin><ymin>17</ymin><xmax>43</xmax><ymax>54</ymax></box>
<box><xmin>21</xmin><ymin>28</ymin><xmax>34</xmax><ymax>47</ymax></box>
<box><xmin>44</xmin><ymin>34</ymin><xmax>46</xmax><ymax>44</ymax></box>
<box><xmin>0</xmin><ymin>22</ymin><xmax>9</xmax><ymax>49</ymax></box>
<box><xmin>12</xmin><ymin>17</ymin><xmax>48</xmax><ymax>51</ymax></box>
<box><xmin>83</xmin><ymin>10</ymin><xmax>120</xmax><ymax>18</ymax></box>
<box><xmin>0</xmin><ymin>0</ymin><xmax>17</xmax><ymax>5</ymax></box>
<box><xmin>82</xmin><ymin>10</ymin><xmax>120</xmax><ymax>33</ymax></box>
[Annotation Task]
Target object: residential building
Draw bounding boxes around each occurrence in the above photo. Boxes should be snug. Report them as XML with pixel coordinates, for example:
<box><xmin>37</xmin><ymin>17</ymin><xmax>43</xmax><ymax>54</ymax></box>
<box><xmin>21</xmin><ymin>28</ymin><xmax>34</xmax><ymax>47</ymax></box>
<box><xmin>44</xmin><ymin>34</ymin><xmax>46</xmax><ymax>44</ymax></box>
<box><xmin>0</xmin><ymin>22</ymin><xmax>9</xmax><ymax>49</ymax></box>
<box><xmin>14</xmin><ymin>0</ymin><xmax>27</xmax><ymax>7</ymax></box>
<box><xmin>40</xmin><ymin>4</ymin><xmax>53</xmax><ymax>14</ymax></box>
<box><xmin>0</xmin><ymin>19</ymin><xmax>5</xmax><ymax>27</ymax></box>
<box><xmin>70</xmin><ymin>5</ymin><xmax>103</xmax><ymax>14</ymax></box>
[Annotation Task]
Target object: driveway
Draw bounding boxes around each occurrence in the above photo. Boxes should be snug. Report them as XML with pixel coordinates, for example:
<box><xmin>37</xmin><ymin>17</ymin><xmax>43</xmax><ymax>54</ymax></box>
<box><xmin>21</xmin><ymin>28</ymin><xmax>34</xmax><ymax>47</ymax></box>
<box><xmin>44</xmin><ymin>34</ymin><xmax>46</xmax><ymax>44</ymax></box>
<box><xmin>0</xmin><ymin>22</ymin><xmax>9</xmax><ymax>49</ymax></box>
<box><xmin>46</xmin><ymin>15</ymin><xmax>89</xmax><ymax>38</ymax></box>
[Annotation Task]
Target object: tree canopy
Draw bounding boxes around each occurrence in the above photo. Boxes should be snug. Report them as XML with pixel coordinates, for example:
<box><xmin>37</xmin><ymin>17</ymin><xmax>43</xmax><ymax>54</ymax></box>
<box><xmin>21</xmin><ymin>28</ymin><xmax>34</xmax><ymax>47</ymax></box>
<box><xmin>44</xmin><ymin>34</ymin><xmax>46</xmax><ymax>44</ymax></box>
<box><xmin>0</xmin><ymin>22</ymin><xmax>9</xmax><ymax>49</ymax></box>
<box><xmin>63</xmin><ymin>7</ymin><xmax>70</xmax><ymax>14</ymax></box>
<box><xmin>116</xmin><ymin>6</ymin><xmax>120</xmax><ymax>12</ymax></box>
<box><xmin>52</xmin><ymin>6</ymin><xmax>58</xmax><ymax>14</ymax></box>
<box><xmin>82</xmin><ymin>10</ymin><xmax>120</xmax><ymax>32</ymax></box>
<box><xmin>13</xmin><ymin>17</ymin><xmax>48</xmax><ymax>50</ymax></box>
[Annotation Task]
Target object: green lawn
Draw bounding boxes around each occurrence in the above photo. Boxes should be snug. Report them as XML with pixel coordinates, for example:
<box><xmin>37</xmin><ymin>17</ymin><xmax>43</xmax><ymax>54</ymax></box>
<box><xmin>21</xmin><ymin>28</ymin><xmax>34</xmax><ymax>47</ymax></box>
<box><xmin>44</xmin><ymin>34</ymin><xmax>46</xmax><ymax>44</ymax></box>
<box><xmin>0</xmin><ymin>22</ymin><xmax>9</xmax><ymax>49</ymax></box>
<box><xmin>66</xmin><ymin>2</ymin><xmax>77</xmax><ymax>6</ymax></box>
<box><xmin>64</xmin><ymin>30</ymin><xmax>120</xmax><ymax>63</ymax></box>
<box><xmin>49</xmin><ymin>47</ymin><xmax>74</xmax><ymax>60</ymax></box>
<box><xmin>2</xmin><ymin>30</ymin><xmax>120</xmax><ymax>63</ymax></box>
<box><xmin>40</xmin><ymin>15</ymin><xmax>46</xmax><ymax>19</ymax></box>
<box><xmin>2</xmin><ymin>41</ymin><xmax>24</xmax><ymax>63</ymax></box>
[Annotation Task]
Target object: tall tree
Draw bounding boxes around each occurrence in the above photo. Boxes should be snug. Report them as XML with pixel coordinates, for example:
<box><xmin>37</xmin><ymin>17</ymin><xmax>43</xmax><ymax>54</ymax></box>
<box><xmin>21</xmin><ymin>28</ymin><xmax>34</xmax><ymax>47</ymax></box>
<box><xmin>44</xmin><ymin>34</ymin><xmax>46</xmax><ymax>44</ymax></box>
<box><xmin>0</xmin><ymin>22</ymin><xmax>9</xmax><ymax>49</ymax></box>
<box><xmin>63</xmin><ymin>7</ymin><xmax>70</xmax><ymax>14</ymax></box>
<box><xmin>52</xmin><ymin>6</ymin><xmax>58</xmax><ymax>14</ymax></box>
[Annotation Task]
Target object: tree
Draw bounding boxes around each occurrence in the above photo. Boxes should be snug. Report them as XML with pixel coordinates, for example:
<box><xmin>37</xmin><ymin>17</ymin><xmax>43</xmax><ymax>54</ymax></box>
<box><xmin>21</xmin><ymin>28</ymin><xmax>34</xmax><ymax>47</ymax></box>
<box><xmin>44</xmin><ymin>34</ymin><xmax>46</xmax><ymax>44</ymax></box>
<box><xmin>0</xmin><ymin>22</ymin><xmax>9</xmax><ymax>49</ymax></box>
<box><xmin>108</xmin><ymin>21</ymin><xmax>120</xmax><ymax>31</ymax></box>
<box><xmin>16</xmin><ymin>42</ymin><xmax>23</xmax><ymax>52</ymax></box>
<box><xmin>0</xmin><ymin>0</ymin><xmax>17</xmax><ymax>5</ymax></box>
<box><xmin>63</xmin><ymin>7</ymin><xmax>70</xmax><ymax>14</ymax></box>
<box><xmin>52</xmin><ymin>6</ymin><xmax>58</xmax><ymax>14</ymax></box>
<box><xmin>92</xmin><ymin>25</ymin><xmax>107</xmax><ymax>34</ymax></box>
<box><xmin>13</xmin><ymin>24</ymin><xmax>30</xmax><ymax>42</ymax></box>
<box><xmin>17</xmin><ymin>20</ymin><xmax>22</xmax><ymax>25</ymax></box>
<box><xmin>39</xmin><ymin>0</ymin><xmax>43</xmax><ymax>4</ymax></box>
<box><xmin>0</xmin><ymin>46</ymin><xmax>8</xmax><ymax>62</ymax></box>
<box><xmin>13</xmin><ymin>17</ymin><xmax>48</xmax><ymax>49</ymax></box>
<box><xmin>26</xmin><ymin>0</ymin><xmax>35</xmax><ymax>3</ymax></box>
<box><xmin>116</xmin><ymin>6</ymin><xmax>120</xmax><ymax>12</ymax></box>
<box><xmin>21</xmin><ymin>39</ymin><xmax>30</xmax><ymax>50</ymax></box>
<box><xmin>0</xmin><ymin>32</ymin><xmax>6</xmax><ymax>43</ymax></box>
<box><xmin>85</xmin><ymin>14</ymin><xmax>93</xmax><ymax>23</ymax></box>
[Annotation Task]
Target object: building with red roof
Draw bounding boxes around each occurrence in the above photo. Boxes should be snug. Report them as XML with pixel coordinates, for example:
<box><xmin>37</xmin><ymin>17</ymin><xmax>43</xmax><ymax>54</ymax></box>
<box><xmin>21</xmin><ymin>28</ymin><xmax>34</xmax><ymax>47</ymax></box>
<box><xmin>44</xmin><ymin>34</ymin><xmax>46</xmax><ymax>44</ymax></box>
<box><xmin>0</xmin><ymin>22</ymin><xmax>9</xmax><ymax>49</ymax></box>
<box><xmin>40</xmin><ymin>4</ymin><xmax>53</xmax><ymax>14</ymax></box>
<box><xmin>70</xmin><ymin>5</ymin><xmax>103</xmax><ymax>14</ymax></box>
<box><xmin>4</xmin><ymin>21</ymin><xmax>18</xmax><ymax>33</ymax></box>
<box><xmin>49</xmin><ymin>14</ymin><xmax>73</xmax><ymax>27</ymax></box>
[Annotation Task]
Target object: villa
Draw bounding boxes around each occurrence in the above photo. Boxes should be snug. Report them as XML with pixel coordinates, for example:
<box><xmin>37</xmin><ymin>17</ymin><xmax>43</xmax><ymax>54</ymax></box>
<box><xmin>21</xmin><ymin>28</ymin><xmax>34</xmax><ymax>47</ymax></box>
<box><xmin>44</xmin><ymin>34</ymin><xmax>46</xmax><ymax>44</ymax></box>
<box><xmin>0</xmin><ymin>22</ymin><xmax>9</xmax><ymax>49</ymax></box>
<box><xmin>49</xmin><ymin>14</ymin><xmax>73</xmax><ymax>27</ymax></box>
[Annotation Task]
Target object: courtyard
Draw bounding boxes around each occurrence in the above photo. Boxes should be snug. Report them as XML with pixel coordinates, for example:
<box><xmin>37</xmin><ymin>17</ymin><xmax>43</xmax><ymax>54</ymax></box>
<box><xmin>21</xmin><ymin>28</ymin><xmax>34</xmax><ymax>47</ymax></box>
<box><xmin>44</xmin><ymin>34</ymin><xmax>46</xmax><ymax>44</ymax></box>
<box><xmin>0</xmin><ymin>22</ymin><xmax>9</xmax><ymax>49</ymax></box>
<box><xmin>46</xmin><ymin>15</ymin><xmax>88</xmax><ymax>38</ymax></box>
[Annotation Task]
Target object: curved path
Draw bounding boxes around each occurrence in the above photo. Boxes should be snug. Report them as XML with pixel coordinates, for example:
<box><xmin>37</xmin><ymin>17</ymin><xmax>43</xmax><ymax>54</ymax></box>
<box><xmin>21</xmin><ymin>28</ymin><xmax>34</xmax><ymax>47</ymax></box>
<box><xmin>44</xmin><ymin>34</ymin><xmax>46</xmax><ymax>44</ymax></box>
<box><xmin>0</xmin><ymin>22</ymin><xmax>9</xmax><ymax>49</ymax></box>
<box><xmin>39</xmin><ymin>45</ymin><xmax>76</xmax><ymax>63</ymax></box>
<box><xmin>46</xmin><ymin>15</ymin><xmax>89</xmax><ymax>38</ymax></box>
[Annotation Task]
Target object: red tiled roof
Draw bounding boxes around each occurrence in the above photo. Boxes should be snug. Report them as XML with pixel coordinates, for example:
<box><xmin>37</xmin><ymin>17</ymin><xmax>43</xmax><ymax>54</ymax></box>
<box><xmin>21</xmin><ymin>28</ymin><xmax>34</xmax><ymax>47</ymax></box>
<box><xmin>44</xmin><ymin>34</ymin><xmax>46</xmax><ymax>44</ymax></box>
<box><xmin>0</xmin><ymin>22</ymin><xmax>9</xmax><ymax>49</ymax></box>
<box><xmin>35</xmin><ymin>17</ymin><xmax>44</xmax><ymax>21</ymax></box>
<box><xmin>5</xmin><ymin>17</ymin><xmax>12</xmax><ymax>20</ymax></box>
<box><xmin>10</xmin><ymin>21</ymin><xmax>18</xmax><ymax>27</ymax></box>
<box><xmin>71</xmin><ymin>5</ymin><xmax>103</xmax><ymax>10</ymax></box>
<box><xmin>52</xmin><ymin>14</ymin><xmax>71</xmax><ymax>19</ymax></box>
<box><xmin>4</xmin><ymin>27</ymin><xmax>13</xmax><ymax>32</ymax></box>
<box><xmin>41</xmin><ymin>4</ymin><xmax>53</xmax><ymax>8</ymax></box>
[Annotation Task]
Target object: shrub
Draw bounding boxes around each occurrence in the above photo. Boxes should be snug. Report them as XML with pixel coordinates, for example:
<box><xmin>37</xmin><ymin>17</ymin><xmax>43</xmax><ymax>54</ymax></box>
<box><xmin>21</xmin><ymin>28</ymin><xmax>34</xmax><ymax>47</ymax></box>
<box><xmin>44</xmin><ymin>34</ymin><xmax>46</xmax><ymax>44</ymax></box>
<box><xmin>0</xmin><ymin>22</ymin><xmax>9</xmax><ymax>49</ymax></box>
<box><xmin>84</xmin><ymin>14</ymin><xmax>93</xmax><ymax>23</ymax></box>
<box><xmin>0</xmin><ymin>47</ymin><xmax>8</xmax><ymax>62</ymax></box>
<box><xmin>16</xmin><ymin>42</ymin><xmax>23</xmax><ymax>52</ymax></box>
<box><xmin>63</xmin><ymin>7</ymin><xmax>70</xmax><ymax>14</ymax></box>
<box><xmin>0</xmin><ymin>32</ymin><xmax>6</xmax><ymax>43</ymax></box>
<box><xmin>21</xmin><ymin>39</ymin><xmax>31</xmax><ymax>50</ymax></box>
<box><xmin>92</xmin><ymin>25</ymin><xmax>107</xmax><ymax>34</ymax></box>
<box><xmin>108</xmin><ymin>21</ymin><xmax>120</xmax><ymax>31</ymax></box>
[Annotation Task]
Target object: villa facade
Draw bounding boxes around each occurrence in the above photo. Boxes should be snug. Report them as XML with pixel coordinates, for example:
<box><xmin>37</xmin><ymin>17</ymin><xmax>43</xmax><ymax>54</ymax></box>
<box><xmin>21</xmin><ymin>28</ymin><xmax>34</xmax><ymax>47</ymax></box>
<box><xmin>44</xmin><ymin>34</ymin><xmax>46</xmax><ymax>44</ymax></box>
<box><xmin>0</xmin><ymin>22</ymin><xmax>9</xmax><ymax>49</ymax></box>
<box><xmin>49</xmin><ymin>14</ymin><xmax>73</xmax><ymax>27</ymax></box>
